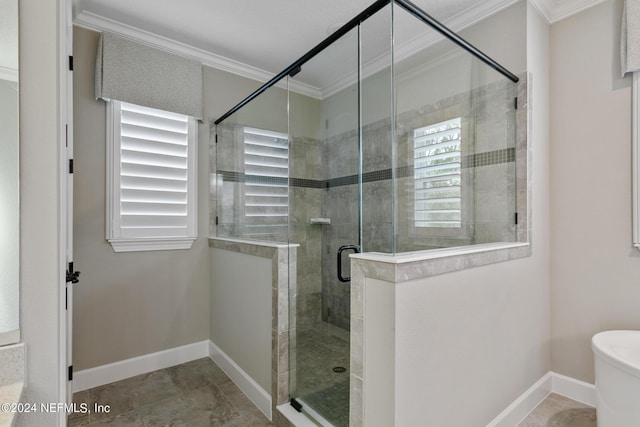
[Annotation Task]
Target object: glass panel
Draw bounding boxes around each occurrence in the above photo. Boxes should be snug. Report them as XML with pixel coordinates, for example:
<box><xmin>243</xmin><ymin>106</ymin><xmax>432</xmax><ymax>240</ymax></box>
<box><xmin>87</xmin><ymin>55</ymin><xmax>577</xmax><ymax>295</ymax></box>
<box><xmin>213</xmin><ymin>3</ymin><xmax>521</xmax><ymax>426</ymax></box>
<box><xmin>287</xmin><ymin>26</ymin><xmax>359</xmax><ymax>427</ymax></box>
<box><xmin>392</xmin><ymin>4</ymin><xmax>517</xmax><ymax>252</ymax></box>
<box><xmin>360</xmin><ymin>3</ymin><xmax>394</xmax><ymax>254</ymax></box>
<box><xmin>215</xmin><ymin>86</ymin><xmax>289</xmax><ymax>243</ymax></box>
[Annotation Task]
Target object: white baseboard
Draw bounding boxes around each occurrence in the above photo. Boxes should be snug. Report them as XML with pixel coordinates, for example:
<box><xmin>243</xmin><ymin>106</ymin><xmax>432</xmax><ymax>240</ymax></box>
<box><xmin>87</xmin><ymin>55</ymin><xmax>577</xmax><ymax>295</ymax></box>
<box><xmin>73</xmin><ymin>340</ymin><xmax>209</xmax><ymax>392</ymax></box>
<box><xmin>486</xmin><ymin>372</ymin><xmax>553</xmax><ymax>427</ymax></box>
<box><xmin>551</xmin><ymin>371</ymin><xmax>596</xmax><ymax>406</ymax></box>
<box><xmin>72</xmin><ymin>340</ymin><xmax>271</xmax><ymax>421</ymax></box>
<box><xmin>208</xmin><ymin>340</ymin><xmax>272</xmax><ymax>421</ymax></box>
<box><xmin>486</xmin><ymin>371</ymin><xmax>596</xmax><ymax>427</ymax></box>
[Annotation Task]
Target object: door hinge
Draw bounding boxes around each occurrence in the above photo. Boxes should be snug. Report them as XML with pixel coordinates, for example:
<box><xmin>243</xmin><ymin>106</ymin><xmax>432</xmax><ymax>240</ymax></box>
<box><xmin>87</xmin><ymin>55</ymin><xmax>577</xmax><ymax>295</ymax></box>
<box><xmin>66</xmin><ymin>262</ymin><xmax>80</xmax><ymax>284</ymax></box>
<box><xmin>215</xmin><ymin>216</ymin><xmax>219</xmax><ymax>225</ymax></box>
<box><xmin>515</xmin><ymin>212</ymin><xmax>518</xmax><ymax>225</ymax></box>
<box><xmin>68</xmin><ymin>56</ymin><xmax>73</xmax><ymax>71</ymax></box>
<box><xmin>69</xmin><ymin>159</ymin><xmax>74</xmax><ymax>174</ymax></box>
<box><xmin>290</xmin><ymin>398</ymin><xmax>302</xmax><ymax>413</ymax></box>
<box><xmin>215</xmin><ymin>134</ymin><xmax>218</xmax><ymax>143</ymax></box>
<box><xmin>68</xmin><ymin>365</ymin><xmax>73</xmax><ymax>381</ymax></box>
<box><xmin>514</xmin><ymin>97</ymin><xmax>518</xmax><ymax>110</ymax></box>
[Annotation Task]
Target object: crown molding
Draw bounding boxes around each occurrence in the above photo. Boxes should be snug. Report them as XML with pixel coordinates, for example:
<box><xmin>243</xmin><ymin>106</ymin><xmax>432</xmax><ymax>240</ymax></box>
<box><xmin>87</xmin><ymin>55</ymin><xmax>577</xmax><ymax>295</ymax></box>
<box><xmin>529</xmin><ymin>0</ymin><xmax>555</xmax><ymax>22</ymax></box>
<box><xmin>73</xmin><ymin>10</ymin><xmax>322</xmax><ymax>99</ymax></box>
<box><xmin>529</xmin><ymin>0</ymin><xmax>607</xmax><ymax>23</ymax></box>
<box><xmin>549</xmin><ymin>0</ymin><xmax>607</xmax><ymax>22</ymax></box>
<box><xmin>445</xmin><ymin>0</ymin><xmax>519</xmax><ymax>32</ymax></box>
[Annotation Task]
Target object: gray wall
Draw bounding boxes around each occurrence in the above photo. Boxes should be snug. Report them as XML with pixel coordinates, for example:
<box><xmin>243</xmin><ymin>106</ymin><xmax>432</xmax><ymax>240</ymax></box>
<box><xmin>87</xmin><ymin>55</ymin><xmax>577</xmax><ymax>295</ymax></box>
<box><xmin>550</xmin><ymin>0</ymin><xmax>640</xmax><ymax>384</ymax></box>
<box><xmin>209</xmin><ymin>248</ymin><xmax>271</xmax><ymax>392</ymax></box>
<box><xmin>72</xmin><ymin>27</ymin><xmax>212</xmax><ymax>370</ymax></box>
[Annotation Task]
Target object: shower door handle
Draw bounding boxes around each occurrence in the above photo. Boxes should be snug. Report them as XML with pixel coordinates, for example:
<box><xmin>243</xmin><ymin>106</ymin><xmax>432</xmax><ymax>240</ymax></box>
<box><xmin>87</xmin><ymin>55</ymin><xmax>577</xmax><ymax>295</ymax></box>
<box><xmin>337</xmin><ymin>245</ymin><xmax>360</xmax><ymax>283</ymax></box>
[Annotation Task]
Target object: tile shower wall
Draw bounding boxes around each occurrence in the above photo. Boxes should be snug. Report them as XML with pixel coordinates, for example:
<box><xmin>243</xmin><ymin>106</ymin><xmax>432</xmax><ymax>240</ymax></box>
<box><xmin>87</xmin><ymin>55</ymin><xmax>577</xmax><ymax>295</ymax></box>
<box><xmin>322</xmin><ymin>129</ymin><xmax>360</xmax><ymax>330</ymax></box>
<box><xmin>395</xmin><ymin>78</ymin><xmax>517</xmax><ymax>252</ymax></box>
<box><xmin>321</xmin><ymin>79</ymin><xmax>517</xmax><ymax>329</ymax></box>
<box><xmin>289</xmin><ymin>136</ymin><xmax>324</xmax><ymax>331</ymax></box>
<box><xmin>214</xmin><ymin>122</ymin><xmax>326</xmax><ymax>332</ymax></box>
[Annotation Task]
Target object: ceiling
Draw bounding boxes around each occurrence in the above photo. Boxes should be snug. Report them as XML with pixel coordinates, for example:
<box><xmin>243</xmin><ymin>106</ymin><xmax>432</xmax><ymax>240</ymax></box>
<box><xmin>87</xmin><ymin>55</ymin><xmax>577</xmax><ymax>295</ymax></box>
<box><xmin>73</xmin><ymin>0</ymin><xmax>501</xmax><ymax>87</ymax></box>
<box><xmin>72</xmin><ymin>0</ymin><xmax>602</xmax><ymax>98</ymax></box>
<box><xmin>2</xmin><ymin>0</ymin><xmax>604</xmax><ymax>88</ymax></box>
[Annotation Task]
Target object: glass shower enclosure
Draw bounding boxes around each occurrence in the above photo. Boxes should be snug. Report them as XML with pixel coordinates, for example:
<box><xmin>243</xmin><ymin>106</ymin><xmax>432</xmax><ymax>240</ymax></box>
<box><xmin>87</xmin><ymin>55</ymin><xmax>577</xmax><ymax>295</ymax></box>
<box><xmin>215</xmin><ymin>0</ymin><xmax>520</xmax><ymax>425</ymax></box>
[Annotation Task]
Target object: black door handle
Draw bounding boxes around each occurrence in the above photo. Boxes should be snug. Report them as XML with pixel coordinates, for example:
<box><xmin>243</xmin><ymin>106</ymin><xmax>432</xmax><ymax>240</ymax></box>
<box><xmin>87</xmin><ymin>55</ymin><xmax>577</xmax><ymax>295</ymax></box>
<box><xmin>337</xmin><ymin>244</ymin><xmax>360</xmax><ymax>282</ymax></box>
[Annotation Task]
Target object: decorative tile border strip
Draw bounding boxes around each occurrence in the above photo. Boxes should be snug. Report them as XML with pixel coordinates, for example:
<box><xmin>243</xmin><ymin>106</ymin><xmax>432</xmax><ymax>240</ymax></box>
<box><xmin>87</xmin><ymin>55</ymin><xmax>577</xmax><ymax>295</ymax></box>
<box><xmin>218</xmin><ymin>147</ymin><xmax>515</xmax><ymax>189</ymax></box>
<box><xmin>462</xmin><ymin>147</ymin><xmax>515</xmax><ymax>168</ymax></box>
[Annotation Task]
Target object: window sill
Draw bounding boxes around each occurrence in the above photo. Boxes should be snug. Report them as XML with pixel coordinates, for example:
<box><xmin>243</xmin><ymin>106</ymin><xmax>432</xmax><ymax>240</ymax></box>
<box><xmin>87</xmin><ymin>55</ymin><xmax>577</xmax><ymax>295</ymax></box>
<box><xmin>108</xmin><ymin>238</ymin><xmax>196</xmax><ymax>253</ymax></box>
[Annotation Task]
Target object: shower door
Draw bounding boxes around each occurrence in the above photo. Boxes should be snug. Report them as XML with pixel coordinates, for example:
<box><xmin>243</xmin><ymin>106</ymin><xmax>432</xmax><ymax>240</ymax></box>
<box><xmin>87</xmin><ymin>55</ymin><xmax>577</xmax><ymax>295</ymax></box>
<box><xmin>287</xmin><ymin>26</ymin><xmax>361</xmax><ymax>427</ymax></box>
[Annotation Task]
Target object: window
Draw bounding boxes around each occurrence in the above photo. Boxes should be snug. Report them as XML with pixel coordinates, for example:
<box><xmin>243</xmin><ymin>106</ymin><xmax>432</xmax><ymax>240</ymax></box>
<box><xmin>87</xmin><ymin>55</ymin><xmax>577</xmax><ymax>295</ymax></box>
<box><xmin>106</xmin><ymin>100</ymin><xmax>197</xmax><ymax>252</ymax></box>
<box><xmin>414</xmin><ymin>118</ymin><xmax>462</xmax><ymax>228</ymax></box>
<box><xmin>243</xmin><ymin>127</ymin><xmax>289</xmax><ymax>239</ymax></box>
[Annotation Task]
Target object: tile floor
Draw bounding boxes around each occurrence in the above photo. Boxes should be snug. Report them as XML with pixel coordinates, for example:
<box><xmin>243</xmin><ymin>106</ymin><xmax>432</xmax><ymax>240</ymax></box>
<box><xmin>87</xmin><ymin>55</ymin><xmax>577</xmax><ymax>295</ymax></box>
<box><xmin>518</xmin><ymin>393</ymin><xmax>596</xmax><ymax>427</ymax></box>
<box><xmin>69</xmin><ymin>357</ymin><xmax>595</xmax><ymax>427</ymax></box>
<box><xmin>68</xmin><ymin>358</ymin><xmax>272</xmax><ymax>426</ymax></box>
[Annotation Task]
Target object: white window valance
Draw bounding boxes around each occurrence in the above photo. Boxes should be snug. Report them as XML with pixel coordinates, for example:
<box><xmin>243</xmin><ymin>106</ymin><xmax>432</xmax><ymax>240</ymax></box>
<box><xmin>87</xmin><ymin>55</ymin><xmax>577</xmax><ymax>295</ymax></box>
<box><xmin>622</xmin><ymin>0</ymin><xmax>640</xmax><ymax>75</ymax></box>
<box><xmin>95</xmin><ymin>32</ymin><xmax>203</xmax><ymax>120</ymax></box>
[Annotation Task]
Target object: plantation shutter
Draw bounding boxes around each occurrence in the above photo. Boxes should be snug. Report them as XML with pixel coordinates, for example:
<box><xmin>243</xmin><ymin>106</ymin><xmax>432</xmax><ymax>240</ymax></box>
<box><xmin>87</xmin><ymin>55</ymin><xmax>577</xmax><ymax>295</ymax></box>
<box><xmin>414</xmin><ymin>118</ymin><xmax>462</xmax><ymax>228</ymax></box>
<box><xmin>243</xmin><ymin>127</ymin><xmax>289</xmax><ymax>238</ymax></box>
<box><xmin>109</xmin><ymin>101</ymin><xmax>196</xmax><ymax>244</ymax></box>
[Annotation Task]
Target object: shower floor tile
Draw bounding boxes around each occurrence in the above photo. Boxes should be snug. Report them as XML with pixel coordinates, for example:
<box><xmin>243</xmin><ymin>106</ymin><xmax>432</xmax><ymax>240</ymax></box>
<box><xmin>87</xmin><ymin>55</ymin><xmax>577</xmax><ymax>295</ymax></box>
<box><xmin>295</xmin><ymin>321</ymin><xmax>350</xmax><ymax>427</ymax></box>
<box><xmin>68</xmin><ymin>358</ymin><xmax>272</xmax><ymax>426</ymax></box>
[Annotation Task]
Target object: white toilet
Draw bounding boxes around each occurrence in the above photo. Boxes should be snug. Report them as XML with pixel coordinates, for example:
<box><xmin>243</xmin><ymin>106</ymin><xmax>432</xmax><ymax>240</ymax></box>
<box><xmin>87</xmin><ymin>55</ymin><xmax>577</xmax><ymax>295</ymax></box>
<box><xmin>592</xmin><ymin>330</ymin><xmax>640</xmax><ymax>426</ymax></box>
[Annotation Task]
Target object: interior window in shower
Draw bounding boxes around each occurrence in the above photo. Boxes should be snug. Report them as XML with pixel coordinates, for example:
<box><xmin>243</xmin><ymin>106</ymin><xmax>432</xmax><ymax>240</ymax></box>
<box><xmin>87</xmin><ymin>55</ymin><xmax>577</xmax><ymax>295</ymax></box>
<box><xmin>413</xmin><ymin>117</ymin><xmax>462</xmax><ymax>228</ymax></box>
<box><xmin>242</xmin><ymin>126</ymin><xmax>289</xmax><ymax>239</ymax></box>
